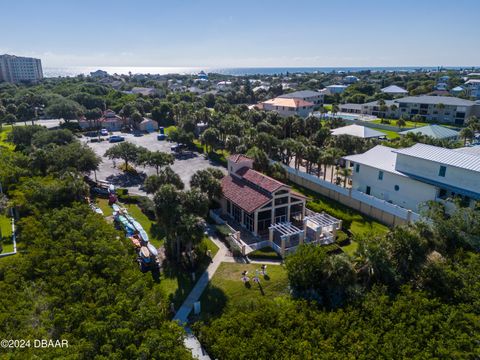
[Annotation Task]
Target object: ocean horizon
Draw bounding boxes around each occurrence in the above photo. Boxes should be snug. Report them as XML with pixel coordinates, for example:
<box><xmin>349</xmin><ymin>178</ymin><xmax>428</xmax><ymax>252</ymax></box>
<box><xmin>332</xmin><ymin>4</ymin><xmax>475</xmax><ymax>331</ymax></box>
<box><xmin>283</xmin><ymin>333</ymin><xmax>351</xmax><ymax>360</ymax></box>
<box><xmin>42</xmin><ymin>65</ymin><xmax>479</xmax><ymax>78</ymax></box>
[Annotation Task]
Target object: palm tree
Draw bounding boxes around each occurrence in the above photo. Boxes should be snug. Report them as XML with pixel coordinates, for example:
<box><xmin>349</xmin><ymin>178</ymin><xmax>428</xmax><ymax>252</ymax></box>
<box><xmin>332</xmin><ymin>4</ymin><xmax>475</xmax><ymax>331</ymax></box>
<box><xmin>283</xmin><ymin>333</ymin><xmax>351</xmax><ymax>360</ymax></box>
<box><xmin>436</xmin><ymin>103</ymin><xmax>445</xmax><ymax>112</ymax></box>
<box><xmin>339</xmin><ymin>167</ymin><xmax>352</xmax><ymax>188</ymax></box>
<box><xmin>459</xmin><ymin>127</ymin><xmax>475</xmax><ymax>145</ymax></box>
<box><xmin>397</xmin><ymin>117</ymin><xmax>406</xmax><ymax>129</ymax></box>
<box><xmin>466</xmin><ymin>115</ymin><xmax>480</xmax><ymax>131</ymax></box>
<box><xmin>412</xmin><ymin>114</ymin><xmax>422</xmax><ymax>128</ymax></box>
<box><xmin>331</xmin><ymin>104</ymin><xmax>339</xmax><ymax>117</ymax></box>
<box><xmin>321</xmin><ymin>151</ymin><xmax>334</xmax><ymax>181</ymax></box>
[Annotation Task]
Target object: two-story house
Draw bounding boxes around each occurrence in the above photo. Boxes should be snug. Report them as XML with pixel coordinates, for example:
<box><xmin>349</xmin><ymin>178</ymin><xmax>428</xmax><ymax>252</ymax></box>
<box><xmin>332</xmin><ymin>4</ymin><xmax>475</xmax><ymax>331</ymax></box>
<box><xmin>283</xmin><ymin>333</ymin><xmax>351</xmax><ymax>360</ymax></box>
<box><xmin>344</xmin><ymin>144</ymin><xmax>480</xmax><ymax>212</ymax></box>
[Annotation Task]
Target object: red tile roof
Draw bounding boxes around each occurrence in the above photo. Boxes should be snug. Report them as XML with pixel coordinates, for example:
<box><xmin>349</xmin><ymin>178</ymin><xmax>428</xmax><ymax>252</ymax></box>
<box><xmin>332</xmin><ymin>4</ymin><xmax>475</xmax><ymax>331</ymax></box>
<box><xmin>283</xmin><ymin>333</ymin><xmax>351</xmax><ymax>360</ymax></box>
<box><xmin>221</xmin><ymin>175</ymin><xmax>271</xmax><ymax>213</ymax></box>
<box><xmin>228</xmin><ymin>154</ymin><xmax>252</xmax><ymax>163</ymax></box>
<box><xmin>236</xmin><ymin>167</ymin><xmax>285</xmax><ymax>193</ymax></box>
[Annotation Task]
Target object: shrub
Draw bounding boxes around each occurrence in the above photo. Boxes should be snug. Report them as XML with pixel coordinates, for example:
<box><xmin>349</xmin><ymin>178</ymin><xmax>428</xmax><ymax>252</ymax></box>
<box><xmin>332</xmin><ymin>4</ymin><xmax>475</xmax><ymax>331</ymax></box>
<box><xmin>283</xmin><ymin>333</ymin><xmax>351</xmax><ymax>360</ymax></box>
<box><xmin>215</xmin><ymin>224</ymin><xmax>231</xmax><ymax>240</ymax></box>
<box><xmin>117</xmin><ymin>163</ymin><xmax>137</xmax><ymax>173</ymax></box>
<box><xmin>248</xmin><ymin>247</ymin><xmax>282</xmax><ymax>261</ymax></box>
<box><xmin>136</xmin><ymin>196</ymin><xmax>156</xmax><ymax>220</ymax></box>
<box><xmin>116</xmin><ymin>188</ymin><xmax>129</xmax><ymax>196</ymax></box>
<box><xmin>336</xmin><ymin>230</ymin><xmax>349</xmax><ymax>244</ymax></box>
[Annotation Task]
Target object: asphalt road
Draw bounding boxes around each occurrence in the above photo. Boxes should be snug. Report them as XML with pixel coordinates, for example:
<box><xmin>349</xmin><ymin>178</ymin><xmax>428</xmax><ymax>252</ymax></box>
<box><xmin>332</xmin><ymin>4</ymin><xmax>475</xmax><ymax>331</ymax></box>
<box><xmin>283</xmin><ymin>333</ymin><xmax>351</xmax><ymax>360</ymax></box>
<box><xmin>82</xmin><ymin>132</ymin><xmax>226</xmax><ymax>196</ymax></box>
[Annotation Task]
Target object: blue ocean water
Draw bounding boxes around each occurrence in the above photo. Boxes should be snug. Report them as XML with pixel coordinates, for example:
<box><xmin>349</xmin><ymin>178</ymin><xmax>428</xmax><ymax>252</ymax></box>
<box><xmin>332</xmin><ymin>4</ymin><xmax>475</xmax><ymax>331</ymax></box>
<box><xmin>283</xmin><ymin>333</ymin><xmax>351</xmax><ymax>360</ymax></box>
<box><xmin>43</xmin><ymin>66</ymin><xmax>475</xmax><ymax>78</ymax></box>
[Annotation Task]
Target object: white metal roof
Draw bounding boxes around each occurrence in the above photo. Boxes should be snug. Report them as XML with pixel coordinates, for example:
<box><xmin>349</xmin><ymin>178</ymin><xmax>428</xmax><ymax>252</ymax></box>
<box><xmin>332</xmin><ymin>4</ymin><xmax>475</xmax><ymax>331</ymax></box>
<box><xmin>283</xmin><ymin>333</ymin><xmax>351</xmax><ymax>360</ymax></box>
<box><xmin>331</xmin><ymin>124</ymin><xmax>386</xmax><ymax>138</ymax></box>
<box><xmin>454</xmin><ymin>146</ymin><xmax>480</xmax><ymax>156</ymax></box>
<box><xmin>399</xmin><ymin>125</ymin><xmax>459</xmax><ymax>139</ymax></box>
<box><xmin>393</xmin><ymin>143</ymin><xmax>480</xmax><ymax>172</ymax></box>
<box><xmin>344</xmin><ymin>145</ymin><xmax>405</xmax><ymax>175</ymax></box>
<box><xmin>381</xmin><ymin>85</ymin><xmax>408</xmax><ymax>94</ymax></box>
<box><xmin>395</xmin><ymin>95</ymin><xmax>476</xmax><ymax>106</ymax></box>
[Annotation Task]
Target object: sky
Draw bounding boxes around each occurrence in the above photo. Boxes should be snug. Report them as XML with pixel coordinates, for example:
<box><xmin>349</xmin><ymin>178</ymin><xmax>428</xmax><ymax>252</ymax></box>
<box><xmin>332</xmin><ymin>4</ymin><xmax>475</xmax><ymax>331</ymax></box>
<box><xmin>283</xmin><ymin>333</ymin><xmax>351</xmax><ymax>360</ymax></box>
<box><xmin>1</xmin><ymin>0</ymin><xmax>479</xmax><ymax>68</ymax></box>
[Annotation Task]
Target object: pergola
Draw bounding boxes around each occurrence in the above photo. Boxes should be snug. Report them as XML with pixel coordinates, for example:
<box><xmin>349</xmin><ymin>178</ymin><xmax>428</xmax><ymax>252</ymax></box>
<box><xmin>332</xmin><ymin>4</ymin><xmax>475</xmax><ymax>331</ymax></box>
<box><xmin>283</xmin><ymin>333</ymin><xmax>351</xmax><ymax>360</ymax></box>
<box><xmin>304</xmin><ymin>212</ymin><xmax>341</xmax><ymax>244</ymax></box>
<box><xmin>269</xmin><ymin>222</ymin><xmax>305</xmax><ymax>256</ymax></box>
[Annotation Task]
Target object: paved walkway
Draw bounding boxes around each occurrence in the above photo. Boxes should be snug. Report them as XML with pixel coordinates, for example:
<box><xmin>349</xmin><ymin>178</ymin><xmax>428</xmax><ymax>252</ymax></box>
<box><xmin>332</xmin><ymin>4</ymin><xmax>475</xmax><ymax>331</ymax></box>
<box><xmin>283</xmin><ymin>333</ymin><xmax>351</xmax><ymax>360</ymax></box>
<box><xmin>173</xmin><ymin>229</ymin><xmax>228</xmax><ymax>324</ymax></box>
<box><xmin>173</xmin><ymin>227</ymin><xmax>229</xmax><ymax>359</ymax></box>
<box><xmin>173</xmin><ymin>226</ymin><xmax>284</xmax><ymax>358</ymax></box>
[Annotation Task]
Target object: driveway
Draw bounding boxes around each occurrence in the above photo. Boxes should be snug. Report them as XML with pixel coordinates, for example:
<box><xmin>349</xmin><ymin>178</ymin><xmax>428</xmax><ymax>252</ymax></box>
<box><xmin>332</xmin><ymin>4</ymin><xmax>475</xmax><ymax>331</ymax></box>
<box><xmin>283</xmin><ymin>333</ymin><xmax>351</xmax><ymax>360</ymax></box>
<box><xmin>82</xmin><ymin>132</ymin><xmax>226</xmax><ymax>196</ymax></box>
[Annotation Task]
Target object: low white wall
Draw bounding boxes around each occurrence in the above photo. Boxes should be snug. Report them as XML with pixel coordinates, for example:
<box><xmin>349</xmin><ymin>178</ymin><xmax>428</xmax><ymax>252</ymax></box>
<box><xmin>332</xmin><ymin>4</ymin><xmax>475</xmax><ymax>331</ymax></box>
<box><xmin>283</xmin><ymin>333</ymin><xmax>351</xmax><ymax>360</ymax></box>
<box><xmin>279</xmin><ymin>163</ymin><xmax>421</xmax><ymax>226</ymax></box>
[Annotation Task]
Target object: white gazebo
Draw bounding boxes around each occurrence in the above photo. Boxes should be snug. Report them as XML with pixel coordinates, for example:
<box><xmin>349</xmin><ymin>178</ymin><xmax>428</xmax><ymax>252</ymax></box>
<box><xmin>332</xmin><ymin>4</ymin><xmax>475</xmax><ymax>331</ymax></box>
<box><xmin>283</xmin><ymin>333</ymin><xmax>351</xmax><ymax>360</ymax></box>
<box><xmin>269</xmin><ymin>222</ymin><xmax>305</xmax><ymax>257</ymax></box>
<box><xmin>303</xmin><ymin>212</ymin><xmax>342</xmax><ymax>246</ymax></box>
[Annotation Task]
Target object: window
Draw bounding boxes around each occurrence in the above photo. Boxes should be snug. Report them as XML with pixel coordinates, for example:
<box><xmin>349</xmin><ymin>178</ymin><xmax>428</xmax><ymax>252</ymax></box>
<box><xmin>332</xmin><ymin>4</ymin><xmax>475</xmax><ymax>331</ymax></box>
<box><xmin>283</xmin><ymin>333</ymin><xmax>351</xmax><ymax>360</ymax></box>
<box><xmin>244</xmin><ymin>212</ymin><xmax>254</xmax><ymax>232</ymax></box>
<box><xmin>355</xmin><ymin>164</ymin><xmax>360</xmax><ymax>173</ymax></box>
<box><xmin>366</xmin><ymin>186</ymin><xmax>371</xmax><ymax>195</ymax></box>
<box><xmin>394</xmin><ymin>185</ymin><xmax>400</xmax><ymax>191</ymax></box>
<box><xmin>378</xmin><ymin>171</ymin><xmax>384</xmax><ymax>180</ymax></box>
<box><xmin>439</xmin><ymin>166</ymin><xmax>446</xmax><ymax>177</ymax></box>
<box><xmin>232</xmin><ymin>204</ymin><xmax>242</xmax><ymax>223</ymax></box>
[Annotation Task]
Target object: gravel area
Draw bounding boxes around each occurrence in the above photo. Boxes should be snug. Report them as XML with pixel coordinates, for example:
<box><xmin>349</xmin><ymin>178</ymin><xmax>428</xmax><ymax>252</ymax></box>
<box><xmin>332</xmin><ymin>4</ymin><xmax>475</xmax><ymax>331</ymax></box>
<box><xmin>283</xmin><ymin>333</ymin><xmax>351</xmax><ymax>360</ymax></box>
<box><xmin>82</xmin><ymin>132</ymin><xmax>226</xmax><ymax>196</ymax></box>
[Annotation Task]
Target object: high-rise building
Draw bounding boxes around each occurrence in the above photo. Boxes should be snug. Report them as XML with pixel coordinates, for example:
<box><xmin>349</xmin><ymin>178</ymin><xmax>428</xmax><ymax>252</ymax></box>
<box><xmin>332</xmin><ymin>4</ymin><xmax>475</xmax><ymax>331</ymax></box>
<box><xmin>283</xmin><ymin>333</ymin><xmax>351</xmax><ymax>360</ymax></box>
<box><xmin>0</xmin><ymin>54</ymin><xmax>43</xmax><ymax>83</ymax></box>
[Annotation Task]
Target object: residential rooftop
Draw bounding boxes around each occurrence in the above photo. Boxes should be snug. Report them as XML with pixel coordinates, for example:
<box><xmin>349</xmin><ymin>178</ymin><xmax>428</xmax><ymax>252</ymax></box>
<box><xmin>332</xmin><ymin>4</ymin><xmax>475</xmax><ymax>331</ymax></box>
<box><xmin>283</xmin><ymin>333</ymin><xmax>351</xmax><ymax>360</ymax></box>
<box><xmin>399</xmin><ymin>125</ymin><xmax>459</xmax><ymax>139</ymax></box>
<box><xmin>393</xmin><ymin>143</ymin><xmax>480</xmax><ymax>172</ymax></box>
<box><xmin>221</xmin><ymin>164</ymin><xmax>294</xmax><ymax>213</ymax></box>
<box><xmin>331</xmin><ymin>124</ymin><xmax>386</xmax><ymax>138</ymax></box>
<box><xmin>278</xmin><ymin>90</ymin><xmax>322</xmax><ymax>98</ymax></box>
<box><xmin>455</xmin><ymin>146</ymin><xmax>480</xmax><ymax>156</ymax></box>
<box><xmin>395</xmin><ymin>95</ymin><xmax>476</xmax><ymax>106</ymax></box>
<box><xmin>262</xmin><ymin>98</ymin><xmax>314</xmax><ymax>108</ymax></box>
<box><xmin>381</xmin><ymin>85</ymin><xmax>408</xmax><ymax>94</ymax></box>
<box><xmin>228</xmin><ymin>154</ymin><xmax>252</xmax><ymax>164</ymax></box>
<box><xmin>344</xmin><ymin>145</ymin><xmax>405</xmax><ymax>176</ymax></box>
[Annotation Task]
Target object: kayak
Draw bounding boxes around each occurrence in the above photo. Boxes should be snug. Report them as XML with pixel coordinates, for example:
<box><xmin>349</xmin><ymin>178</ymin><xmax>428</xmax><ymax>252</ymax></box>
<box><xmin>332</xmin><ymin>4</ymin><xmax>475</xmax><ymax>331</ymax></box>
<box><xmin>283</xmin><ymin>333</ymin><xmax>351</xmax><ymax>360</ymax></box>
<box><xmin>140</xmin><ymin>246</ymin><xmax>152</xmax><ymax>263</ymax></box>
<box><xmin>147</xmin><ymin>243</ymin><xmax>158</xmax><ymax>257</ymax></box>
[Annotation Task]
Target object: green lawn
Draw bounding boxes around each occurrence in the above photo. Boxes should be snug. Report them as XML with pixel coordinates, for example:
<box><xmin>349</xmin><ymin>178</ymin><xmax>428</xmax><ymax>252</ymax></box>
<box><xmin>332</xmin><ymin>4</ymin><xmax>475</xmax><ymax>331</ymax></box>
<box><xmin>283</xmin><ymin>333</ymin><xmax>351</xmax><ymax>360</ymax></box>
<box><xmin>204</xmin><ymin>236</ymin><xmax>219</xmax><ymax>258</ymax></box>
<box><xmin>370</xmin><ymin>119</ymin><xmax>428</xmax><ymax>128</ymax></box>
<box><xmin>1</xmin><ymin>242</ymin><xmax>14</xmax><ymax>254</ymax></box>
<box><xmin>0</xmin><ymin>128</ymin><xmax>15</xmax><ymax>150</ymax></box>
<box><xmin>372</xmin><ymin>128</ymin><xmax>401</xmax><ymax>139</ymax></box>
<box><xmin>0</xmin><ymin>214</ymin><xmax>14</xmax><ymax>256</ymax></box>
<box><xmin>96</xmin><ymin>198</ymin><xmax>113</xmax><ymax>216</ymax></box>
<box><xmin>160</xmin><ymin>236</ymin><xmax>219</xmax><ymax>308</ymax></box>
<box><xmin>123</xmin><ymin>202</ymin><xmax>164</xmax><ymax>248</ymax></box>
<box><xmin>341</xmin><ymin>240</ymin><xmax>359</xmax><ymax>257</ymax></box>
<box><xmin>323</xmin><ymin>104</ymin><xmax>333</xmax><ymax>111</ymax></box>
<box><xmin>291</xmin><ymin>184</ymin><xmax>389</xmax><ymax>238</ymax></box>
<box><xmin>197</xmin><ymin>262</ymin><xmax>289</xmax><ymax>319</ymax></box>
<box><xmin>370</xmin><ymin>118</ymin><xmax>461</xmax><ymax>130</ymax></box>
<box><xmin>0</xmin><ymin>215</ymin><xmax>12</xmax><ymax>239</ymax></box>
<box><xmin>95</xmin><ymin>198</ymin><xmax>164</xmax><ymax>248</ymax></box>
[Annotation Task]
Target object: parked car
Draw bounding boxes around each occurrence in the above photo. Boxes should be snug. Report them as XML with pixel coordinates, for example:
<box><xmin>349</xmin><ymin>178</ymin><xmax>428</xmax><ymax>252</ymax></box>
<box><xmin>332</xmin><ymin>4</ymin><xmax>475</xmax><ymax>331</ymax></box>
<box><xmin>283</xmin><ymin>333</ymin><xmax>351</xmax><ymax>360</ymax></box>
<box><xmin>157</xmin><ymin>133</ymin><xmax>167</xmax><ymax>140</ymax></box>
<box><xmin>109</xmin><ymin>135</ymin><xmax>125</xmax><ymax>143</ymax></box>
<box><xmin>170</xmin><ymin>144</ymin><xmax>186</xmax><ymax>152</ymax></box>
<box><xmin>100</xmin><ymin>128</ymin><xmax>109</xmax><ymax>136</ymax></box>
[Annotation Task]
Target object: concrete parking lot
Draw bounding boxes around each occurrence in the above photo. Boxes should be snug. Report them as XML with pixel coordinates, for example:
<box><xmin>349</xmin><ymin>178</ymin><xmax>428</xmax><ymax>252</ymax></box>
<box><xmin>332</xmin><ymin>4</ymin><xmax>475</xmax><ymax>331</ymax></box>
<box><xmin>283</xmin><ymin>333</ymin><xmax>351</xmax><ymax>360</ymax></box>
<box><xmin>82</xmin><ymin>132</ymin><xmax>226</xmax><ymax>196</ymax></box>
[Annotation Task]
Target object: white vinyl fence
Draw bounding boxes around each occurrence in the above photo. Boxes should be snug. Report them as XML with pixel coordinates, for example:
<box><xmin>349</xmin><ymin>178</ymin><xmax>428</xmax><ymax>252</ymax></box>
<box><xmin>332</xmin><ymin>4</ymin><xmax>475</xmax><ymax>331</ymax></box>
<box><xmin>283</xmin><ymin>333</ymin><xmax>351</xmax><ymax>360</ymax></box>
<box><xmin>280</xmin><ymin>163</ymin><xmax>421</xmax><ymax>226</ymax></box>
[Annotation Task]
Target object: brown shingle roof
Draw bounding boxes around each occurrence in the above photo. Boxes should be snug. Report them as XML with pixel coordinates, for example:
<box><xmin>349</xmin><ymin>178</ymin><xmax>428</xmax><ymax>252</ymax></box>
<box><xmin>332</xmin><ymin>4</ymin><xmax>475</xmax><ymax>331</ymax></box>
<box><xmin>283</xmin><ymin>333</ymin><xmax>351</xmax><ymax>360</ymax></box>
<box><xmin>236</xmin><ymin>167</ymin><xmax>285</xmax><ymax>193</ymax></box>
<box><xmin>228</xmin><ymin>154</ymin><xmax>252</xmax><ymax>163</ymax></box>
<box><xmin>221</xmin><ymin>175</ymin><xmax>271</xmax><ymax>213</ymax></box>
